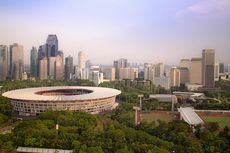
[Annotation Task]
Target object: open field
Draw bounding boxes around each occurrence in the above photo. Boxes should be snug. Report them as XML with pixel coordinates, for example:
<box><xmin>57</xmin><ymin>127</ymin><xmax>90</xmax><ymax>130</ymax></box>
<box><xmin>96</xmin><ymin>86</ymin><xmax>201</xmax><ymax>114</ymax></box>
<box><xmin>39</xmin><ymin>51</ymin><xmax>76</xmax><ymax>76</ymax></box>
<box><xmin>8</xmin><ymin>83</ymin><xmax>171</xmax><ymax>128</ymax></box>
<box><xmin>140</xmin><ymin>111</ymin><xmax>178</xmax><ymax>125</ymax></box>
<box><xmin>202</xmin><ymin>116</ymin><xmax>230</xmax><ymax>129</ymax></box>
<box><xmin>196</xmin><ymin>112</ymin><xmax>230</xmax><ymax>129</ymax></box>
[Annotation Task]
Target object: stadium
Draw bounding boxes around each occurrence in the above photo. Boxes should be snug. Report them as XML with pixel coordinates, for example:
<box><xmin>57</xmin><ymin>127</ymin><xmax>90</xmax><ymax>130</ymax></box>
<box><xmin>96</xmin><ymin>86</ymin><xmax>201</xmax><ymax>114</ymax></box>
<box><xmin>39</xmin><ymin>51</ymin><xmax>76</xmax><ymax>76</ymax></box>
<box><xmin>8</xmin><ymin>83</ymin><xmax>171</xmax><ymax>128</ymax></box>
<box><xmin>2</xmin><ymin>86</ymin><xmax>121</xmax><ymax>116</ymax></box>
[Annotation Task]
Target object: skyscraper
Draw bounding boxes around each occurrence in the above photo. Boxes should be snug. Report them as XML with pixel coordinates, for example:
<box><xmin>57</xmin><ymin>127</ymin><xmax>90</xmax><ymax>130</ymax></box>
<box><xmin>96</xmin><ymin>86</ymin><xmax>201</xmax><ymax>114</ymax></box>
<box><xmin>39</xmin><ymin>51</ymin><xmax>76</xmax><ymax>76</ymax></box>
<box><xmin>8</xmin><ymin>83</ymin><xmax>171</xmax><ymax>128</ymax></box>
<box><xmin>39</xmin><ymin>58</ymin><xmax>48</xmax><ymax>80</ymax></box>
<box><xmin>170</xmin><ymin>67</ymin><xmax>180</xmax><ymax>87</ymax></box>
<box><xmin>48</xmin><ymin>57</ymin><xmax>56</xmax><ymax>79</ymax></box>
<box><xmin>190</xmin><ymin>58</ymin><xmax>202</xmax><ymax>85</ymax></box>
<box><xmin>179</xmin><ymin>67</ymin><xmax>189</xmax><ymax>85</ymax></box>
<box><xmin>30</xmin><ymin>47</ymin><xmax>38</xmax><ymax>77</ymax></box>
<box><xmin>38</xmin><ymin>44</ymin><xmax>47</xmax><ymax>60</ymax></box>
<box><xmin>65</xmin><ymin>56</ymin><xmax>73</xmax><ymax>80</ymax></box>
<box><xmin>46</xmin><ymin>35</ymin><xmax>58</xmax><ymax>57</ymax></box>
<box><xmin>55</xmin><ymin>55</ymin><xmax>64</xmax><ymax>80</ymax></box>
<box><xmin>202</xmin><ymin>49</ymin><xmax>215</xmax><ymax>88</ymax></box>
<box><xmin>78</xmin><ymin>51</ymin><xmax>86</xmax><ymax>79</ymax></box>
<box><xmin>0</xmin><ymin>45</ymin><xmax>8</xmax><ymax>81</ymax></box>
<box><xmin>9</xmin><ymin>43</ymin><xmax>24</xmax><ymax>80</ymax></box>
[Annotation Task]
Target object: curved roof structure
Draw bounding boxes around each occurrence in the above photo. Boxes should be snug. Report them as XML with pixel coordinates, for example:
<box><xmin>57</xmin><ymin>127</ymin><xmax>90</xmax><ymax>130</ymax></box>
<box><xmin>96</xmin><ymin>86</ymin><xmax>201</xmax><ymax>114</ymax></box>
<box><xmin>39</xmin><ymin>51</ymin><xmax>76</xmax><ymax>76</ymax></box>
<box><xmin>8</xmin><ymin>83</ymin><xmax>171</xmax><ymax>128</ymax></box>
<box><xmin>2</xmin><ymin>86</ymin><xmax>121</xmax><ymax>101</ymax></box>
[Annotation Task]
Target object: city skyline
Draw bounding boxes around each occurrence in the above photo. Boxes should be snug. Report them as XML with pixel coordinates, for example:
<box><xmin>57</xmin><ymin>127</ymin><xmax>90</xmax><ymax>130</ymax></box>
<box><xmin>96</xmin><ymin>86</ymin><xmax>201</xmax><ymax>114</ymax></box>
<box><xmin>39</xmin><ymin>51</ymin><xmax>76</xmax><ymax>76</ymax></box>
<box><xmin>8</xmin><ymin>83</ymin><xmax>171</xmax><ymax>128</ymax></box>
<box><xmin>0</xmin><ymin>0</ymin><xmax>230</xmax><ymax>65</ymax></box>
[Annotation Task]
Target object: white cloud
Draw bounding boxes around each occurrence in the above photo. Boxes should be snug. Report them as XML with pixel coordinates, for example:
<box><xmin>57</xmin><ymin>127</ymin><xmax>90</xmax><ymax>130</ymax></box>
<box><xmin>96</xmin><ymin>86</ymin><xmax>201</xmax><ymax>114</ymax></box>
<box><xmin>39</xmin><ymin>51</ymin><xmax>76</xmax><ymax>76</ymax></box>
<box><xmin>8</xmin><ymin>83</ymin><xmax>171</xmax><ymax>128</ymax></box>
<box><xmin>178</xmin><ymin>0</ymin><xmax>230</xmax><ymax>17</ymax></box>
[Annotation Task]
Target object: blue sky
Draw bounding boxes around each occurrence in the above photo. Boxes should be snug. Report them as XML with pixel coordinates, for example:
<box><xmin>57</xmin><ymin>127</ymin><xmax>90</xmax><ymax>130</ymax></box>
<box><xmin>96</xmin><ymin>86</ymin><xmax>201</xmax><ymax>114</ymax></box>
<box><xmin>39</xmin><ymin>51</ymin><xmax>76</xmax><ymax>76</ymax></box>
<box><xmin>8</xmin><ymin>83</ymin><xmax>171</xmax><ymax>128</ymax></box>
<box><xmin>0</xmin><ymin>0</ymin><xmax>230</xmax><ymax>65</ymax></box>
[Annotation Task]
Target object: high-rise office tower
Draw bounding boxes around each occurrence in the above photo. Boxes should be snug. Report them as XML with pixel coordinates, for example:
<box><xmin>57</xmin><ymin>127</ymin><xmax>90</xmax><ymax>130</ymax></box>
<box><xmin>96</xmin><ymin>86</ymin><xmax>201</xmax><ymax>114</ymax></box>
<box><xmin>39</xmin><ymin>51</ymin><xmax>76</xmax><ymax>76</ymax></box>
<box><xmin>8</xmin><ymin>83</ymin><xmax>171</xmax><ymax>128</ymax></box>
<box><xmin>78</xmin><ymin>51</ymin><xmax>86</xmax><ymax>79</ymax></box>
<box><xmin>219</xmin><ymin>63</ymin><xmax>224</xmax><ymax>74</ymax></box>
<box><xmin>190</xmin><ymin>58</ymin><xmax>202</xmax><ymax>85</ymax></box>
<box><xmin>30</xmin><ymin>47</ymin><xmax>38</xmax><ymax>77</ymax></box>
<box><xmin>179</xmin><ymin>67</ymin><xmax>189</xmax><ymax>85</ymax></box>
<box><xmin>65</xmin><ymin>56</ymin><xmax>73</xmax><ymax>80</ymax></box>
<box><xmin>214</xmin><ymin>63</ymin><xmax>219</xmax><ymax>81</ymax></box>
<box><xmin>39</xmin><ymin>58</ymin><xmax>48</xmax><ymax>80</ymax></box>
<box><xmin>0</xmin><ymin>45</ymin><xmax>8</xmax><ymax>81</ymax></box>
<box><xmin>38</xmin><ymin>44</ymin><xmax>47</xmax><ymax>60</ymax></box>
<box><xmin>9</xmin><ymin>43</ymin><xmax>24</xmax><ymax>80</ymax></box>
<box><xmin>170</xmin><ymin>67</ymin><xmax>180</xmax><ymax>87</ymax></box>
<box><xmin>113</xmin><ymin>58</ymin><xmax>128</xmax><ymax>79</ymax></box>
<box><xmin>180</xmin><ymin>59</ymin><xmax>190</xmax><ymax>69</ymax></box>
<box><xmin>155</xmin><ymin>63</ymin><xmax>164</xmax><ymax>77</ymax></box>
<box><xmin>46</xmin><ymin>34</ymin><xmax>58</xmax><ymax>57</ymax></box>
<box><xmin>55</xmin><ymin>55</ymin><xmax>64</xmax><ymax>80</ymax></box>
<box><xmin>202</xmin><ymin>49</ymin><xmax>215</xmax><ymax>88</ymax></box>
<box><xmin>48</xmin><ymin>57</ymin><xmax>56</xmax><ymax>79</ymax></box>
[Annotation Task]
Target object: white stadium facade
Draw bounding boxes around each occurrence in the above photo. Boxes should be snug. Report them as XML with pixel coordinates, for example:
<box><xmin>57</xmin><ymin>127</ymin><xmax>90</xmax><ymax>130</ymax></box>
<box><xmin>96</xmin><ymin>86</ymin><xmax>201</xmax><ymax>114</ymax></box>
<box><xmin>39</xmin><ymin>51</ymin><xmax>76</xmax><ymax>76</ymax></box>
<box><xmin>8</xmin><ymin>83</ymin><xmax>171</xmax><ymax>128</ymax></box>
<box><xmin>2</xmin><ymin>86</ymin><xmax>121</xmax><ymax>116</ymax></box>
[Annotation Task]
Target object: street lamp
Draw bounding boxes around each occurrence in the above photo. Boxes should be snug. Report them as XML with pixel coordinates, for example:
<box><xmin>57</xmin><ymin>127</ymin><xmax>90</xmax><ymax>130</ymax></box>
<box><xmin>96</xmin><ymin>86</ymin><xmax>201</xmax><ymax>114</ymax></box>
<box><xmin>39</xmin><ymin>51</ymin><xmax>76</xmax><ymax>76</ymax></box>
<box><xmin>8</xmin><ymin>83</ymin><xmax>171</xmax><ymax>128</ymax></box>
<box><xmin>138</xmin><ymin>94</ymin><xmax>144</xmax><ymax>109</ymax></box>
<box><xmin>133</xmin><ymin>106</ymin><xmax>141</xmax><ymax>125</ymax></box>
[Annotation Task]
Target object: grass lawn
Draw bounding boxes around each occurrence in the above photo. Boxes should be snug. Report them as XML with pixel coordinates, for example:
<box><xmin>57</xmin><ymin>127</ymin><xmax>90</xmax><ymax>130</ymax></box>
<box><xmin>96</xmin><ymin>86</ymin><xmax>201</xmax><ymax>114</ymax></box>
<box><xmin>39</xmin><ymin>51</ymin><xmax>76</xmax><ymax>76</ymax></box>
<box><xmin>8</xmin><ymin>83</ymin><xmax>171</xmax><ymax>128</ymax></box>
<box><xmin>203</xmin><ymin>116</ymin><xmax>230</xmax><ymax>129</ymax></box>
<box><xmin>141</xmin><ymin>113</ymin><xmax>175</xmax><ymax>125</ymax></box>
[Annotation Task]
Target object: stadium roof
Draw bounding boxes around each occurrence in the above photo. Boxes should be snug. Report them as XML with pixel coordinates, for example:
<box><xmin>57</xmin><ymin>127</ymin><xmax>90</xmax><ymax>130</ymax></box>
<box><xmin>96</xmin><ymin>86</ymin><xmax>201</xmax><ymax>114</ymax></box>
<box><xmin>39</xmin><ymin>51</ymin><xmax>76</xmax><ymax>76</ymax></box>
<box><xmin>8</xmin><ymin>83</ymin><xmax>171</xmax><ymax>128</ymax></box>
<box><xmin>3</xmin><ymin>86</ymin><xmax>121</xmax><ymax>101</ymax></box>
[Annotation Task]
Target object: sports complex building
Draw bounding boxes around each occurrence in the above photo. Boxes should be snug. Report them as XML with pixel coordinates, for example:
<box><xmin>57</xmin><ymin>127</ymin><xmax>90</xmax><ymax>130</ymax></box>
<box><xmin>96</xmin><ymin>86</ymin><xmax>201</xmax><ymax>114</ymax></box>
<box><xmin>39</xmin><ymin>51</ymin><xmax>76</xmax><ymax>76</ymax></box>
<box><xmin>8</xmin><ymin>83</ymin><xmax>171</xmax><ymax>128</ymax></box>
<box><xmin>2</xmin><ymin>86</ymin><xmax>121</xmax><ymax>116</ymax></box>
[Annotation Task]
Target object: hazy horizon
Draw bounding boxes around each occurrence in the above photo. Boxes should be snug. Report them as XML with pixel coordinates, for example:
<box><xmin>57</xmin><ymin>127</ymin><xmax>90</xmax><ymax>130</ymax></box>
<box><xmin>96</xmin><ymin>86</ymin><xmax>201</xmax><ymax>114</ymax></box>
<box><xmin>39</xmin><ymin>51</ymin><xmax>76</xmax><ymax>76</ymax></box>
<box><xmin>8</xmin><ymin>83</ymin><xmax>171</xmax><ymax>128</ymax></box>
<box><xmin>1</xmin><ymin>0</ymin><xmax>230</xmax><ymax>65</ymax></box>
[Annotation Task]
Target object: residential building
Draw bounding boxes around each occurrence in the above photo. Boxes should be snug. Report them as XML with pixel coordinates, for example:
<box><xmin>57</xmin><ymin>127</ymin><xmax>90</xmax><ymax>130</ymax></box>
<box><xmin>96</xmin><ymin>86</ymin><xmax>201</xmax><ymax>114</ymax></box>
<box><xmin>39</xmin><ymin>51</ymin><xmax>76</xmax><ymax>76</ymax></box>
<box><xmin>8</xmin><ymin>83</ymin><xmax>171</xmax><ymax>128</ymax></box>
<box><xmin>119</xmin><ymin>68</ymin><xmax>138</xmax><ymax>80</ymax></box>
<box><xmin>114</xmin><ymin>58</ymin><xmax>127</xmax><ymax>79</ymax></box>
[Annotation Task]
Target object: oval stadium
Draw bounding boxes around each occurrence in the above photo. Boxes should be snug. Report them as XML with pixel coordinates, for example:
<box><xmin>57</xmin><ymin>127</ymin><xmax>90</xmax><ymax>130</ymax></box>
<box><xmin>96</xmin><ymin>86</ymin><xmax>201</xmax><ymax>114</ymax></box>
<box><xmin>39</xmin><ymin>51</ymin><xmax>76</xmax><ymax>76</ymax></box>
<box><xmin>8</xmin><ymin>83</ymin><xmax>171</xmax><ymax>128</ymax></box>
<box><xmin>2</xmin><ymin>86</ymin><xmax>121</xmax><ymax>116</ymax></box>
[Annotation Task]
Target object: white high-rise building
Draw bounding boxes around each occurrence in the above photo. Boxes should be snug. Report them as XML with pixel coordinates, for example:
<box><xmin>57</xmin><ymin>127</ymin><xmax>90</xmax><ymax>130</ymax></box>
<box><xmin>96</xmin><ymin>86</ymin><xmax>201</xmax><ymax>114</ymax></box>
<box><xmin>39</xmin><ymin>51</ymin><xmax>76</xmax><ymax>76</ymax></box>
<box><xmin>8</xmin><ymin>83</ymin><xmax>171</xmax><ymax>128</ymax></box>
<box><xmin>89</xmin><ymin>65</ymin><xmax>103</xmax><ymax>85</ymax></box>
<box><xmin>78</xmin><ymin>51</ymin><xmax>86</xmax><ymax>79</ymax></box>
